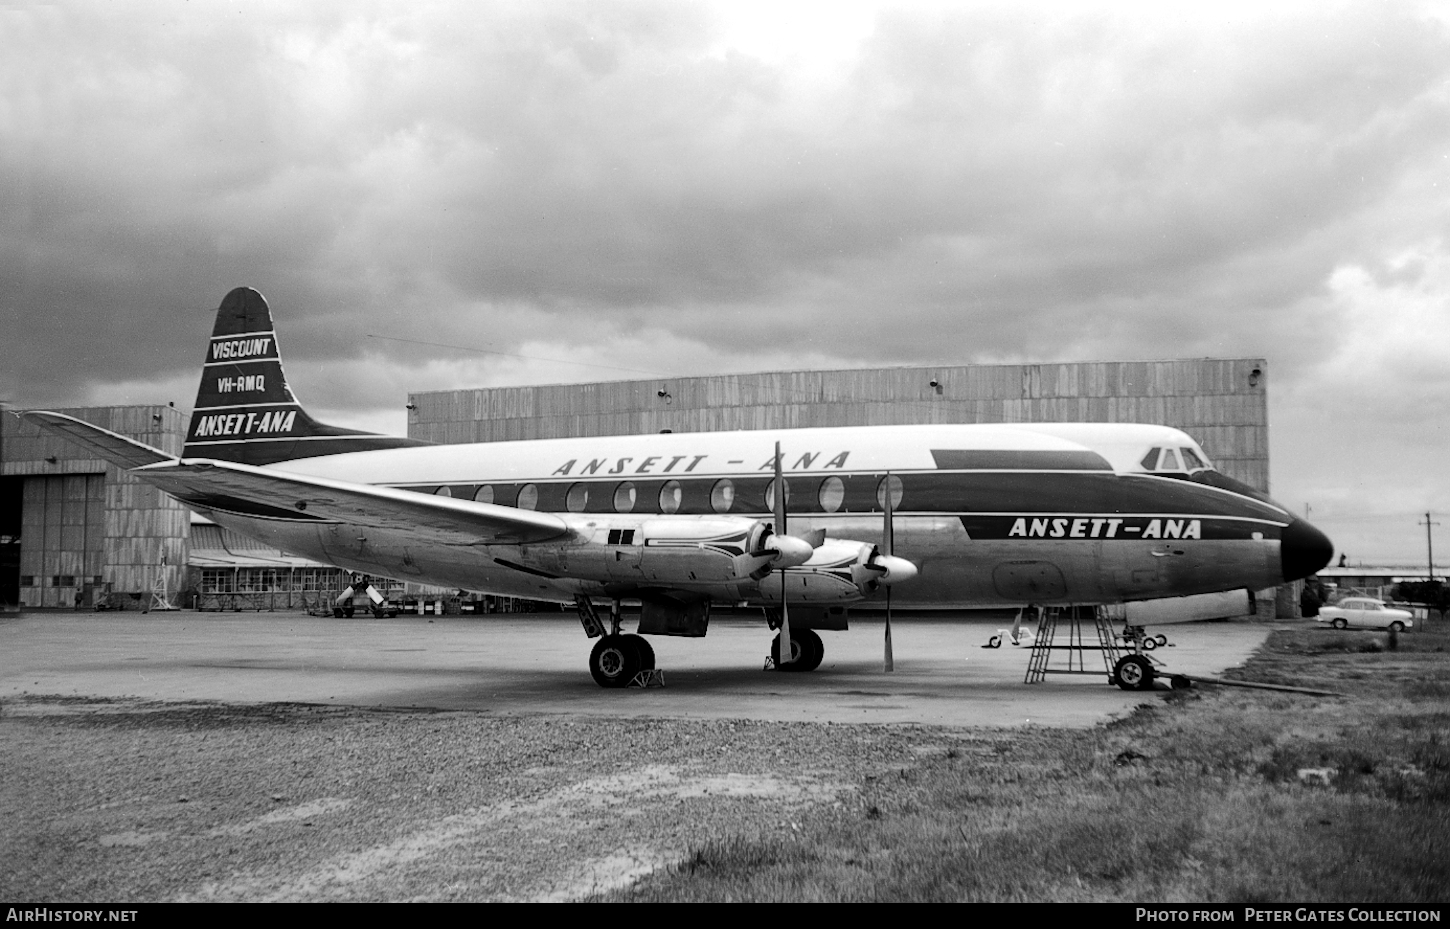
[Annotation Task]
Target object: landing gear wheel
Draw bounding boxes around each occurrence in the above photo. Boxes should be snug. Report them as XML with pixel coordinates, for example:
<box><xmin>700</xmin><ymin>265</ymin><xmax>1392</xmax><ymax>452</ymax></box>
<box><xmin>590</xmin><ymin>634</ymin><xmax>642</xmax><ymax>688</ymax></box>
<box><xmin>1154</xmin><ymin>634</ymin><xmax>1168</xmax><ymax>647</ymax></box>
<box><xmin>1113</xmin><ymin>654</ymin><xmax>1155</xmax><ymax>691</ymax></box>
<box><xmin>771</xmin><ymin>630</ymin><xmax>820</xmax><ymax>671</ymax></box>
<box><xmin>626</xmin><ymin>634</ymin><xmax>655</xmax><ymax>670</ymax></box>
<box><xmin>797</xmin><ymin>629</ymin><xmax>824</xmax><ymax>671</ymax></box>
<box><xmin>1141</xmin><ymin>636</ymin><xmax>1157</xmax><ymax>651</ymax></box>
<box><xmin>1331</xmin><ymin>618</ymin><xmax>1348</xmax><ymax>630</ymax></box>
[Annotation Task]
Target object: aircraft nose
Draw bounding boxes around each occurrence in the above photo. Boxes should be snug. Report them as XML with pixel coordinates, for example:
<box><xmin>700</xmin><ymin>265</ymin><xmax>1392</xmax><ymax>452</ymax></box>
<box><xmin>1281</xmin><ymin>517</ymin><xmax>1334</xmax><ymax>582</ymax></box>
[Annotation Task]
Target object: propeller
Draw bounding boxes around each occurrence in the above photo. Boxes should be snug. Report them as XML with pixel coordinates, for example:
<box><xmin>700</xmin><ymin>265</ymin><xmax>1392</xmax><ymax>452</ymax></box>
<box><xmin>774</xmin><ymin>440</ymin><xmax>792</xmax><ymax>666</ymax></box>
<box><xmin>883</xmin><ymin>472</ymin><xmax>895</xmax><ymax>672</ymax></box>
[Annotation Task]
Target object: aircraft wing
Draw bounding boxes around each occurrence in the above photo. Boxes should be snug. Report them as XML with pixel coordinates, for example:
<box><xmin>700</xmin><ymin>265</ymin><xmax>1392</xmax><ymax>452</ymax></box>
<box><xmin>22</xmin><ymin>409</ymin><xmax>570</xmax><ymax>546</ymax></box>
<box><xmin>135</xmin><ymin>458</ymin><xmax>573</xmax><ymax>545</ymax></box>
<box><xmin>18</xmin><ymin>410</ymin><xmax>178</xmax><ymax>469</ymax></box>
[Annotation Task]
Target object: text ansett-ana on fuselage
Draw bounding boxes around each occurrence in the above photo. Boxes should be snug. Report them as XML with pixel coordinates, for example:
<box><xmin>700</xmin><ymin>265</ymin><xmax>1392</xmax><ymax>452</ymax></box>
<box><xmin>21</xmin><ymin>287</ymin><xmax>1334</xmax><ymax>686</ymax></box>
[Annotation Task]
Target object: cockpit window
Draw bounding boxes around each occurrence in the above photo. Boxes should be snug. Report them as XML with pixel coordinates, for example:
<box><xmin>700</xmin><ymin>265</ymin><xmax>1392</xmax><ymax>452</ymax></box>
<box><xmin>1140</xmin><ymin>448</ymin><xmax>1160</xmax><ymax>471</ymax></box>
<box><xmin>1160</xmin><ymin>448</ymin><xmax>1182</xmax><ymax>471</ymax></box>
<box><xmin>1181</xmin><ymin>447</ymin><xmax>1206</xmax><ymax>471</ymax></box>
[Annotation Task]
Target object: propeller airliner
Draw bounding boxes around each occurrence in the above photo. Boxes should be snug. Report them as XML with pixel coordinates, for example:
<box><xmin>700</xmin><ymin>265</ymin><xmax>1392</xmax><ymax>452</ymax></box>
<box><xmin>21</xmin><ymin>288</ymin><xmax>1334</xmax><ymax>688</ymax></box>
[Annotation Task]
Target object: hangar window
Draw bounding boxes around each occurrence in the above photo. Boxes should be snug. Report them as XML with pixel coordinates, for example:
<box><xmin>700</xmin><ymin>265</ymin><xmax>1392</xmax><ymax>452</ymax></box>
<box><xmin>517</xmin><ymin>483</ymin><xmax>539</xmax><ymax>510</ymax></box>
<box><xmin>1140</xmin><ymin>448</ymin><xmax>1160</xmax><ymax>470</ymax></box>
<box><xmin>876</xmin><ymin>475</ymin><xmax>903</xmax><ymax>511</ymax></box>
<box><xmin>710</xmin><ymin>479</ymin><xmax>735</xmax><ymax>513</ymax></box>
<box><xmin>473</xmin><ymin>485</ymin><xmax>495</xmax><ymax>505</ymax></box>
<box><xmin>764</xmin><ymin>478</ymin><xmax>791</xmax><ymax>512</ymax></box>
<box><xmin>818</xmin><ymin>476</ymin><xmax>845</xmax><ymax>513</ymax></box>
<box><xmin>566</xmin><ymin>483</ymin><xmax>589</xmax><ymax>512</ymax></box>
<box><xmin>659</xmin><ymin>480</ymin><xmax>682</xmax><ymax>514</ymax></box>
<box><xmin>613</xmin><ymin>482</ymin><xmax>636</xmax><ymax>513</ymax></box>
<box><xmin>435</xmin><ymin>486</ymin><xmax>453</xmax><ymax>497</ymax></box>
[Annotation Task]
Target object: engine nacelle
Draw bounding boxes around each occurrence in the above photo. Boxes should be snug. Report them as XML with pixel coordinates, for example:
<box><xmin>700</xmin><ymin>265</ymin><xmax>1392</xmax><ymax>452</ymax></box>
<box><xmin>756</xmin><ymin>538</ymin><xmax>913</xmax><ymax>605</ymax></box>
<box><xmin>512</xmin><ymin>515</ymin><xmax>810</xmax><ymax>590</ymax></box>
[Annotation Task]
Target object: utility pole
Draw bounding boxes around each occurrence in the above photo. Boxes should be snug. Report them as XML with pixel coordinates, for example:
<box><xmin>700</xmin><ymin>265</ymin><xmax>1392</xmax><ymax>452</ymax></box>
<box><xmin>1420</xmin><ymin>513</ymin><xmax>1440</xmax><ymax>582</ymax></box>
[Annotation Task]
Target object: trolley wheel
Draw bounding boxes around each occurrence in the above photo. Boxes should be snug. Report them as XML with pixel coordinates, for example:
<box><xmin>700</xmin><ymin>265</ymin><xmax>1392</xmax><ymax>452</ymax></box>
<box><xmin>1113</xmin><ymin>654</ymin><xmax>1155</xmax><ymax>691</ymax></box>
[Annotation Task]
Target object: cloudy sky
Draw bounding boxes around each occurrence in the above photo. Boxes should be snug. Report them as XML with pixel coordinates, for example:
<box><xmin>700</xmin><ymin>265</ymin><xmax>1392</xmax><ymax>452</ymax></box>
<box><xmin>3</xmin><ymin>0</ymin><xmax>1448</xmax><ymax>567</ymax></box>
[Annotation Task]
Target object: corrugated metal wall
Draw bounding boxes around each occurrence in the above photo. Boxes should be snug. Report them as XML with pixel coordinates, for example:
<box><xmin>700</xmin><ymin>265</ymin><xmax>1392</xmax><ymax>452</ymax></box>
<box><xmin>407</xmin><ymin>359</ymin><xmax>1271</xmax><ymax>491</ymax></box>
<box><xmin>2</xmin><ymin>406</ymin><xmax>189</xmax><ymax>605</ymax></box>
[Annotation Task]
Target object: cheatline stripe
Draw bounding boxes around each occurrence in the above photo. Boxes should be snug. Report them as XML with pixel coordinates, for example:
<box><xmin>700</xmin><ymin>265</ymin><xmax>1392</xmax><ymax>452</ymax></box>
<box><xmin>184</xmin><ymin>435</ymin><xmax>387</xmax><ymax>445</ymax></box>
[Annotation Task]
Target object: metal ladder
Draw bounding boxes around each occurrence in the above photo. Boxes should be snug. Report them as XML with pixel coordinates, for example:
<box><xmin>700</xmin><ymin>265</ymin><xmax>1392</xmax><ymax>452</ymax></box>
<box><xmin>1023</xmin><ymin>605</ymin><xmax>1123</xmax><ymax>684</ymax></box>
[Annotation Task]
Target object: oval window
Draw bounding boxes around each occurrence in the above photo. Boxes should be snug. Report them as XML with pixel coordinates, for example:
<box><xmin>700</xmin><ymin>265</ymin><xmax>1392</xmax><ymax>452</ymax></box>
<box><xmin>764</xmin><ymin>478</ymin><xmax>791</xmax><ymax>512</ymax></box>
<box><xmin>659</xmin><ymin>480</ymin><xmax>682</xmax><ymax>514</ymax></box>
<box><xmin>876</xmin><ymin>475</ymin><xmax>903</xmax><ymax>511</ymax></box>
<box><xmin>818</xmin><ymin>476</ymin><xmax>845</xmax><ymax>513</ymax></box>
<box><xmin>473</xmin><ymin>485</ymin><xmax>495</xmax><ymax>505</ymax></box>
<box><xmin>614</xmin><ymin>482</ymin><xmax>636</xmax><ymax>513</ymax></box>
<box><xmin>434</xmin><ymin>486</ymin><xmax>453</xmax><ymax>498</ymax></box>
<box><xmin>566</xmin><ymin>483</ymin><xmax>589</xmax><ymax>512</ymax></box>
<box><xmin>710</xmin><ymin>478</ymin><xmax>735</xmax><ymax>513</ymax></box>
<box><xmin>517</xmin><ymin>483</ymin><xmax>539</xmax><ymax>510</ymax></box>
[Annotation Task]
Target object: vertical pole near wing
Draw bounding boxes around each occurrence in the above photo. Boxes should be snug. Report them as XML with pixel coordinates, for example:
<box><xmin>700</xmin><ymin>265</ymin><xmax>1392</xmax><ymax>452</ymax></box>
<box><xmin>883</xmin><ymin>471</ymin><xmax>895</xmax><ymax>672</ymax></box>
<box><xmin>775</xmin><ymin>440</ymin><xmax>792</xmax><ymax>666</ymax></box>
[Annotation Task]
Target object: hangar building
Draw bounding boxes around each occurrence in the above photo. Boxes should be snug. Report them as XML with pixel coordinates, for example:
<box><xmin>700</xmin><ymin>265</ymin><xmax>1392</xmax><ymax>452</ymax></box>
<box><xmin>2</xmin><ymin>358</ymin><xmax>1276</xmax><ymax>612</ymax></box>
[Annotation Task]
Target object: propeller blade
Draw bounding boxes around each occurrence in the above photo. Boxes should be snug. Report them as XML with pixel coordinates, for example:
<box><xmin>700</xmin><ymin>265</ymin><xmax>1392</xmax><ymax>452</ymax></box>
<box><xmin>884</xmin><ymin>470</ymin><xmax>895</xmax><ymax>672</ymax></box>
<box><xmin>775</xmin><ymin>440</ymin><xmax>792</xmax><ymax>665</ymax></box>
<box><xmin>884</xmin><ymin>587</ymin><xmax>894</xmax><ymax>672</ymax></box>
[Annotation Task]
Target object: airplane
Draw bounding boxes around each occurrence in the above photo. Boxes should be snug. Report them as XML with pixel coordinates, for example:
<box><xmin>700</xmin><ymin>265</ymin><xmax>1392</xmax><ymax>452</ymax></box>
<box><xmin>21</xmin><ymin>287</ymin><xmax>1334</xmax><ymax>689</ymax></box>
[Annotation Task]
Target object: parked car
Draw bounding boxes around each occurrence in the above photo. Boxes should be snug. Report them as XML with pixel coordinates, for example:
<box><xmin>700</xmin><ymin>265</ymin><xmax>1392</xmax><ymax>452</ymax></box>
<box><xmin>1316</xmin><ymin>597</ymin><xmax>1414</xmax><ymax>632</ymax></box>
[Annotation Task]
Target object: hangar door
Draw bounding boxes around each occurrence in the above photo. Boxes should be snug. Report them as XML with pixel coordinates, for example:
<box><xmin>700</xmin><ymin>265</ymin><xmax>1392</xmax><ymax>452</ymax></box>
<box><xmin>17</xmin><ymin>475</ymin><xmax>106</xmax><ymax>609</ymax></box>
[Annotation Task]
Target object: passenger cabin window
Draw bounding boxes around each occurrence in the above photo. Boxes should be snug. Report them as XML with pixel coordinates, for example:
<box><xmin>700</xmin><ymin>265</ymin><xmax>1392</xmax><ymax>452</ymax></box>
<box><xmin>473</xmin><ymin>485</ymin><xmax>495</xmax><ymax>505</ymax></box>
<box><xmin>659</xmin><ymin>480</ymin><xmax>682</xmax><ymax>514</ymax></box>
<box><xmin>517</xmin><ymin>484</ymin><xmax>538</xmax><ymax>510</ymax></box>
<box><xmin>613</xmin><ymin>482</ymin><xmax>636</xmax><ymax>513</ymax></box>
<box><xmin>710</xmin><ymin>479</ymin><xmax>735</xmax><ymax>513</ymax></box>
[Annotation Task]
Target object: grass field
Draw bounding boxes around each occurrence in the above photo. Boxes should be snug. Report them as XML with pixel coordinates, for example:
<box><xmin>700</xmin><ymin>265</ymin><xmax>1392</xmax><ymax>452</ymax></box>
<box><xmin>601</xmin><ymin>623</ymin><xmax>1450</xmax><ymax>902</ymax></box>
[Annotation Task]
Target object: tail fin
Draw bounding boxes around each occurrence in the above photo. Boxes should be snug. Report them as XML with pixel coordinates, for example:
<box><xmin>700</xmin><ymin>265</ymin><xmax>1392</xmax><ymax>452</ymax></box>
<box><xmin>185</xmin><ymin>287</ymin><xmax>427</xmax><ymax>466</ymax></box>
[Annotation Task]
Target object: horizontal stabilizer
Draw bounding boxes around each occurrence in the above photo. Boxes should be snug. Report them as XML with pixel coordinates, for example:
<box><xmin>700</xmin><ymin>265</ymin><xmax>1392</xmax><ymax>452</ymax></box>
<box><xmin>134</xmin><ymin>457</ymin><xmax>573</xmax><ymax>546</ymax></box>
<box><xmin>18</xmin><ymin>411</ymin><xmax>178</xmax><ymax>470</ymax></box>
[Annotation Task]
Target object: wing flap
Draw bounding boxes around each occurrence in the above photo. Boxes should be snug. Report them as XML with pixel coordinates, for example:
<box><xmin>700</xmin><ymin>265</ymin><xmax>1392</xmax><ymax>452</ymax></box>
<box><xmin>18</xmin><ymin>411</ymin><xmax>178</xmax><ymax>469</ymax></box>
<box><xmin>135</xmin><ymin>458</ymin><xmax>572</xmax><ymax>546</ymax></box>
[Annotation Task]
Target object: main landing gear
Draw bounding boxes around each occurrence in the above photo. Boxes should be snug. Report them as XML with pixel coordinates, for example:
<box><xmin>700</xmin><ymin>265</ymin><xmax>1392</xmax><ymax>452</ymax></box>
<box><xmin>576</xmin><ymin>595</ymin><xmax>660</xmax><ymax>689</ymax></box>
<box><xmin>589</xmin><ymin>633</ymin><xmax>656</xmax><ymax>688</ymax></box>
<box><xmin>769</xmin><ymin>627</ymin><xmax>824</xmax><ymax>672</ymax></box>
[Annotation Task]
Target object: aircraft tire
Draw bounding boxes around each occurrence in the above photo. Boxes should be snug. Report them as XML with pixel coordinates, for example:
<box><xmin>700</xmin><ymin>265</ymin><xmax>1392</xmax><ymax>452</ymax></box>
<box><xmin>1113</xmin><ymin>654</ymin><xmax>1154</xmax><ymax>691</ymax></box>
<box><xmin>1141</xmin><ymin>637</ymin><xmax>1157</xmax><ymax>651</ymax></box>
<box><xmin>770</xmin><ymin>632</ymin><xmax>807</xmax><ymax>671</ymax></box>
<box><xmin>590</xmin><ymin>634</ymin><xmax>642</xmax><ymax>688</ymax></box>
<box><xmin>1154</xmin><ymin>634</ymin><xmax>1168</xmax><ymax>647</ymax></box>
<box><xmin>798</xmin><ymin>629</ymin><xmax>824</xmax><ymax>671</ymax></box>
<box><xmin>626</xmin><ymin>634</ymin><xmax>656</xmax><ymax>671</ymax></box>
